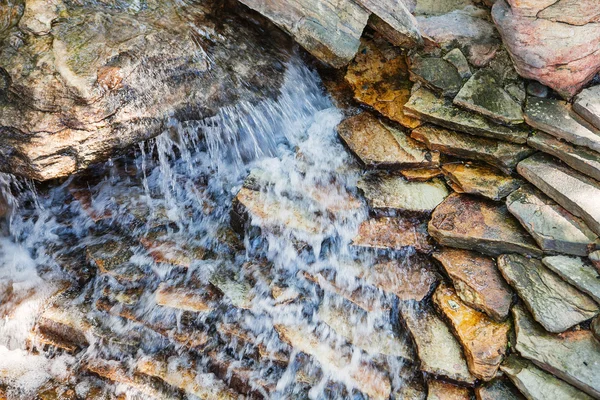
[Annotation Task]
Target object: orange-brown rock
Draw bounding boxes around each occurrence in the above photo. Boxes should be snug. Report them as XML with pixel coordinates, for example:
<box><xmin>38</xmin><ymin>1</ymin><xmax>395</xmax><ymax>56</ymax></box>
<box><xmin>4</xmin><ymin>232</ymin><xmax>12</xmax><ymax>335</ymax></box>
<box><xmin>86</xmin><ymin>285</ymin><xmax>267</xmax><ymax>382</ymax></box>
<box><xmin>433</xmin><ymin>284</ymin><xmax>511</xmax><ymax>381</ymax></box>
<box><xmin>428</xmin><ymin>193</ymin><xmax>542</xmax><ymax>257</ymax></box>
<box><xmin>400</xmin><ymin>168</ymin><xmax>443</xmax><ymax>181</ymax></box>
<box><xmin>433</xmin><ymin>248</ymin><xmax>512</xmax><ymax>321</ymax></box>
<box><xmin>353</xmin><ymin>216</ymin><xmax>433</xmax><ymax>253</ymax></box>
<box><xmin>155</xmin><ymin>282</ymin><xmax>220</xmax><ymax>313</ymax></box>
<box><xmin>441</xmin><ymin>163</ymin><xmax>522</xmax><ymax>201</ymax></box>
<box><xmin>337</xmin><ymin>113</ymin><xmax>438</xmax><ymax>170</ymax></box>
<box><xmin>345</xmin><ymin>38</ymin><xmax>420</xmax><ymax>129</ymax></box>
<box><xmin>140</xmin><ymin>233</ymin><xmax>208</xmax><ymax>268</ymax></box>
<box><xmin>427</xmin><ymin>379</ymin><xmax>473</xmax><ymax>400</ymax></box>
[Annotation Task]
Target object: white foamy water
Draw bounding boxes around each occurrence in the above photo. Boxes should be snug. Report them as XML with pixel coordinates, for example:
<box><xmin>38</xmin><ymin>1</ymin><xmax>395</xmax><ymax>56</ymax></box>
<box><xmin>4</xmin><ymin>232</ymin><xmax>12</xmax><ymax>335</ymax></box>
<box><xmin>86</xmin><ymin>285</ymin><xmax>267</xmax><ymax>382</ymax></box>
<box><xmin>0</xmin><ymin>57</ymin><xmax>417</xmax><ymax>399</ymax></box>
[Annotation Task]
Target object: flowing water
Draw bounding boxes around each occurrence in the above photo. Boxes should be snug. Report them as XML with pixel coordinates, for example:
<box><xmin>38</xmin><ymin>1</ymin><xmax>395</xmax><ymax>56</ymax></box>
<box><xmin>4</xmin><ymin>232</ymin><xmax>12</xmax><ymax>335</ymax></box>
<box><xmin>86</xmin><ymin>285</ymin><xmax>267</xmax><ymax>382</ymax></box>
<box><xmin>0</xmin><ymin>54</ymin><xmax>423</xmax><ymax>399</ymax></box>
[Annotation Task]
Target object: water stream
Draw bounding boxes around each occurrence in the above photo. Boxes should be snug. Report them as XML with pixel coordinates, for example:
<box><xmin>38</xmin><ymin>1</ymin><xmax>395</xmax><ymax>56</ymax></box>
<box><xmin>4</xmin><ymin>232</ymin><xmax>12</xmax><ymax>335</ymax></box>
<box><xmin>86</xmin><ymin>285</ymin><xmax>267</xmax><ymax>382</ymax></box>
<box><xmin>0</xmin><ymin>55</ymin><xmax>421</xmax><ymax>399</ymax></box>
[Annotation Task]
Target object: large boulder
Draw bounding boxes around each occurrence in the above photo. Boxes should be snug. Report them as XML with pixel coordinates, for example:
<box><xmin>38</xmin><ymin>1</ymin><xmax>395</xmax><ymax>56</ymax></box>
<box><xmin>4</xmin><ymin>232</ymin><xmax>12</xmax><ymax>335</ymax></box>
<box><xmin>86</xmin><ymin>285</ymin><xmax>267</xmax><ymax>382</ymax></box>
<box><xmin>492</xmin><ymin>0</ymin><xmax>600</xmax><ymax>98</ymax></box>
<box><xmin>0</xmin><ymin>0</ymin><xmax>292</xmax><ymax>181</ymax></box>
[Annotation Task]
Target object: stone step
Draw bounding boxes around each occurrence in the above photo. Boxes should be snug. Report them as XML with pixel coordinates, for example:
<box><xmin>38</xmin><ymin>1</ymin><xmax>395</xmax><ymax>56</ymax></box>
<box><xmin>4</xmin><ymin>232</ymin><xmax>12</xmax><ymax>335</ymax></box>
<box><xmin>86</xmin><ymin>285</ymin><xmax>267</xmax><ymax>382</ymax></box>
<box><xmin>352</xmin><ymin>216</ymin><xmax>433</xmax><ymax>253</ymax></box>
<box><xmin>274</xmin><ymin>323</ymin><xmax>392</xmax><ymax>400</ymax></box>
<box><xmin>426</xmin><ymin>379</ymin><xmax>472</xmax><ymax>400</ymax></box>
<box><xmin>498</xmin><ymin>255</ymin><xmax>598</xmax><ymax>333</ymax></box>
<box><xmin>85</xmin><ymin>239</ymin><xmax>145</xmax><ymax>282</ymax></box>
<box><xmin>512</xmin><ymin>305</ymin><xmax>600</xmax><ymax>398</ymax></box>
<box><xmin>216</xmin><ymin>322</ymin><xmax>289</xmax><ymax>366</ymax></box>
<box><xmin>574</xmin><ymin>85</ymin><xmax>600</xmax><ymax>130</ymax></box>
<box><xmin>400</xmin><ymin>167</ymin><xmax>443</xmax><ymax>181</ymax></box>
<box><xmin>345</xmin><ymin>38</ymin><xmax>421</xmax><ymax>129</ymax></box>
<box><xmin>433</xmin><ymin>248</ymin><xmax>512</xmax><ymax>322</ymax></box>
<box><xmin>501</xmin><ymin>355</ymin><xmax>593</xmax><ymax>400</ymax></box>
<box><xmin>528</xmin><ymin>131</ymin><xmax>600</xmax><ymax>182</ymax></box>
<box><xmin>428</xmin><ymin>193</ymin><xmax>542</xmax><ymax>257</ymax></box>
<box><xmin>441</xmin><ymin>162</ymin><xmax>523</xmax><ymax>201</ymax></box>
<box><xmin>399</xmin><ymin>301</ymin><xmax>475</xmax><ymax>385</ymax></box>
<box><xmin>317</xmin><ymin>302</ymin><xmax>415</xmax><ymax>363</ymax></box>
<box><xmin>140</xmin><ymin>231</ymin><xmax>210</xmax><ymax>268</ymax></box>
<box><xmin>506</xmin><ymin>185</ymin><xmax>600</xmax><ymax>257</ymax></box>
<box><xmin>433</xmin><ymin>284</ymin><xmax>510</xmax><ymax>381</ymax></box>
<box><xmin>542</xmin><ymin>255</ymin><xmax>600</xmax><ymax>304</ymax></box>
<box><xmin>410</xmin><ymin>125</ymin><xmax>534</xmax><ymax>174</ymax></box>
<box><xmin>525</xmin><ymin>97</ymin><xmax>600</xmax><ymax>153</ymax></box>
<box><xmin>357</xmin><ymin>172</ymin><xmax>449</xmax><ymax>214</ymax></box>
<box><xmin>404</xmin><ymin>88</ymin><xmax>530</xmax><ymax>144</ymax></box>
<box><xmin>517</xmin><ymin>153</ymin><xmax>600</xmax><ymax>236</ymax></box>
<box><xmin>337</xmin><ymin>112</ymin><xmax>438</xmax><ymax>170</ymax></box>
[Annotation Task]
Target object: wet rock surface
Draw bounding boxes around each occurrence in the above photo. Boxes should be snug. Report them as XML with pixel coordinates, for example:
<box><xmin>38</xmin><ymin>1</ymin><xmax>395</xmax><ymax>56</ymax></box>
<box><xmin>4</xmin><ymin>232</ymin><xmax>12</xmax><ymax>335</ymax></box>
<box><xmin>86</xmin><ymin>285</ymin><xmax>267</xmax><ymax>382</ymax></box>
<box><xmin>352</xmin><ymin>216</ymin><xmax>433</xmax><ymax>253</ymax></box>
<box><xmin>427</xmin><ymin>379</ymin><xmax>472</xmax><ymax>400</ymax></box>
<box><xmin>475</xmin><ymin>377</ymin><xmax>525</xmax><ymax>400</ymax></box>
<box><xmin>498</xmin><ymin>255</ymin><xmax>599</xmax><ymax>333</ymax></box>
<box><xmin>441</xmin><ymin>162</ymin><xmax>522</xmax><ymax>201</ymax></box>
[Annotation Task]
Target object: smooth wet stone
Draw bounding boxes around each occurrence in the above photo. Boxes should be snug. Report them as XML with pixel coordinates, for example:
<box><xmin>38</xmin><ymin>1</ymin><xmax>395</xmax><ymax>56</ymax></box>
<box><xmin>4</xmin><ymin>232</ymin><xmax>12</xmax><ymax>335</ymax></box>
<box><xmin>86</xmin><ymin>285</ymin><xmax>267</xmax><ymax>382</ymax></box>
<box><xmin>590</xmin><ymin>250</ymin><xmax>600</xmax><ymax>273</ymax></box>
<box><xmin>404</xmin><ymin>88</ymin><xmax>529</xmax><ymax>143</ymax></box>
<box><xmin>526</xmin><ymin>81</ymin><xmax>549</xmax><ymax>98</ymax></box>
<box><xmin>318</xmin><ymin>303</ymin><xmax>415</xmax><ymax>362</ymax></box>
<box><xmin>400</xmin><ymin>168</ymin><xmax>443</xmax><ymax>181</ymax></box>
<box><xmin>442</xmin><ymin>163</ymin><xmax>522</xmax><ymax>201</ymax></box>
<box><xmin>512</xmin><ymin>305</ymin><xmax>600</xmax><ymax>398</ymax></box>
<box><xmin>542</xmin><ymin>255</ymin><xmax>600</xmax><ymax>303</ymax></box>
<box><xmin>443</xmin><ymin>48</ymin><xmax>471</xmax><ymax>80</ymax></box>
<box><xmin>209</xmin><ymin>269</ymin><xmax>254</xmax><ymax>310</ymax></box>
<box><xmin>400</xmin><ymin>302</ymin><xmax>476</xmax><ymax>384</ymax></box>
<box><xmin>275</xmin><ymin>324</ymin><xmax>391</xmax><ymax>400</ymax></box>
<box><xmin>345</xmin><ymin>38</ymin><xmax>421</xmax><ymax>129</ymax></box>
<box><xmin>506</xmin><ymin>185</ymin><xmax>600</xmax><ymax>256</ymax></box>
<box><xmin>501</xmin><ymin>355</ymin><xmax>594</xmax><ymax>400</ymax></box>
<box><xmin>574</xmin><ymin>85</ymin><xmax>600</xmax><ymax>130</ymax></box>
<box><xmin>216</xmin><ymin>322</ymin><xmax>289</xmax><ymax>365</ymax></box>
<box><xmin>524</xmin><ymin>98</ymin><xmax>600</xmax><ymax>153</ymax></box>
<box><xmin>517</xmin><ymin>153</ymin><xmax>600</xmax><ymax>236</ymax></box>
<box><xmin>357</xmin><ymin>173</ymin><xmax>449</xmax><ymax>213</ymax></box>
<box><xmin>498</xmin><ymin>254</ymin><xmax>599</xmax><ymax>333</ymax></box>
<box><xmin>337</xmin><ymin>113</ymin><xmax>439</xmax><ymax>169</ymax></box>
<box><xmin>433</xmin><ymin>284</ymin><xmax>510</xmax><ymax>381</ymax></box>
<box><xmin>352</xmin><ymin>216</ymin><xmax>433</xmax><ymax>253</ymax></box>
<box><xmin>433</xmin><ymin>248</ymin><xmax>512</xmax><ymax>321</ymax></box>
<box><xmin>155</xmin><ymin>282</ymin><xmax>220</xmax><ymax>313</ymax></box>
<box><xmin>34</xmin><ymin>299</ymin><xmax>92</xmax><ymax>352</ymax></box>
<box><xmin>137</xmin><ymin>357</ymin><xmax>239</xmax><ymax>400</ymax></box>
<box><xmin>140</xmin><ymin>232</ymin><xmax>209</xmax><ymax>268</ymax></box>
<box><xmin>427</xmin><ymin>379</ymin><xmax>472</xmax><ymax>400</ymax></box>
<box><xmin>409</xmin><ymin>55</ymin><xmax>463</xmax><ymax>98</ymax></box>
<box><xmin>411</xmin><ymin>125</ymin><xmax>534</xmax><ymax>174</ymax></box>
<box><xmin>475</xmin><ymin>378</ymin><xmax>525</xmax><ymax>400</ymax></box>
<box><xmin>454</xmin><ymin>70</ymin><xmax>524</xmax><ymax>125</ymax></box>
<box><xmin>528</xmin><ymin>131</ymin><xmax>600</xmax><ymax>182</ymax></box>
<box><xmin>428</xmin><ymin>193</ymin><xmax>542</xmax><ymax>257</ymax></box>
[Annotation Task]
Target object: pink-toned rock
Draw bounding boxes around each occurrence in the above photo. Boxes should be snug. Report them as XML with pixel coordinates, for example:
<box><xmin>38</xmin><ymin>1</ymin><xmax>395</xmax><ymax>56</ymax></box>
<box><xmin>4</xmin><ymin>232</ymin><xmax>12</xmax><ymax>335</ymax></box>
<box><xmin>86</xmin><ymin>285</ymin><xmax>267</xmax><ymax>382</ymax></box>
<box><xmin>492</xmin><ymin>0</ymin><xmax>600</xmax><ymax>98</ymax></box>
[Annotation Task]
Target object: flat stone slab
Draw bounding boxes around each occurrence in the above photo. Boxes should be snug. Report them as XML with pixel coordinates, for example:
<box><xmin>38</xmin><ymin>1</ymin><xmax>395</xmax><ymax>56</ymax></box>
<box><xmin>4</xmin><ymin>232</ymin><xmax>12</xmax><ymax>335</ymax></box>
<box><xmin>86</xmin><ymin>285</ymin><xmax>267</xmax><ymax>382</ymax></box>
<box><xmin>317</xmin><ymin>303</ymin><xmax>415</xmax><ymax>362</ymax></box>
<box><xmin>346</xmin><ymin>38</ymin><xmax>421</xmax><ymax>129</ymax></box>
<box><xmin>411</xmin><ymin>125</ymin><xmax>534</xmax><ymax>174</ymax></box>
<box><xmin>274</xmin><ymin>323</ymin><xmax>391</xmax><ymax>400</ymax></box>
<box><xmin>352</xmin><ymin>216</ymin><xmax>433</xmax><ymax>253</ymax></box>
<box><xmin>475</xmin><ymin>378</ymin><xmax>525</xmax><ymax>400</ymax></box>
<box><xmin>528</xmin><ymin>131</ymin><xmax>600</xmax><ymax>182</ymax></box>
<box><xmin>404</xmin><ymin>88</ymin><xmax>530</xmax><ymax>144</ymax></box>
<box><xmin>498</xmin><ymin>254</ymin><xmax>599</xmax><ymax>333</ymax></box>
<box><xmin>506</xmin><ymin>185</ymin><xmax>600</xmax><ymax>256</ymax></box>
<box><xmin>337</xmin><ymin>113</ymin><xmax>439</xmax><ymax>169</ymax></box>
<box><xmin>357</xmin><ymin>172</ymin><xmax>449</xmax><ymax>213</ymax></box>
<box><xmin>428</xmin><ymin>193</ymin><xmax>542</xmax><ymax>257</ymax></box>
<box><xmin>512</xmin><ymin>305</ymin><xmax>600</xmax><ymax>398</ymax></box>
<box><xmin>155</xmin><ymin>282</ymin><xmax>220</xmax><ymax>313</ymax></box>
<box><xmin>501</xmin><ymin>355</ymin><xmax>594</xmax><ymax>400</ymax></box>
<box><xmin>427</xmin><ymin>379</ymin><xmax>472</xmax><ymax>400</ymax></box>
<box><xmin>442</xmin><ymin>162</ymin><xmax>522</xmax><ymax>201</ymax></box>
<box><xmin>443</xmin><ymin>48</ymin><xmax>471</xmax><ymax>80</ymax></box>
<box><xmin>593</xmin><ymin>315</ymin><xmax>600</xmax><ymax>342</ymax></box>
<box><xmin>409</xmin><ymin>55</ymin><xmax>463</xmax><ymax>97</ymax></box>
<box><xmin>454</xmin><ymin>70</ymin><xmax>524</xmax><ymax>125</ymax></box>
<box><xmin>433</xmin><ymin>248</ymin><xmax>512</xmax><ymax>321</ymax></box>
<box><xmin>400</xmin><ymin>301</ymin><xmax>476</xmax><ymax>385</ymax></box>
<box><xmin>524</xmin><ymin>98</ymin><xmax>600</xmax><ymax>153</ymax></box>
<box><xmin>517</xmin><ymin>153</ymin><xmax>600</xmax><ymax>236</ymax></box>
<box><xmin>542</xmin><ymin>255</ymin><xmax>600</xmax><ymax>303</ymax></box>
<box><xmin>573</xmin><ymin>85</ymin><xmax>600</xmax><ymax>130</ymax></box>
<box><xmin>400</xmin><ymin>167</ymin><xmax>443</xmax><ymax>181</ymax></box>
<box><xmin>433</xmin><ymin>284</ymin><xmax>510</xmax><ymax>381</ymax></box>
<box><xmin>590</xmin><ymin>250</ymin><xmax>600</xmax><ymax>272</ymax></box>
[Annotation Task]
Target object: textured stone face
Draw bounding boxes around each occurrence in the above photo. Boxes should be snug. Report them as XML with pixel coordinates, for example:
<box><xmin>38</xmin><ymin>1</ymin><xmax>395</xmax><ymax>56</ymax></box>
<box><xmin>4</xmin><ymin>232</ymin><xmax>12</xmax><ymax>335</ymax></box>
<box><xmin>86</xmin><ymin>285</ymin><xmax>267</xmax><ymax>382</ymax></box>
<box><xmin>441</xmin><ymin>162</ymin><xmax>522</xmax><ymax>201</ymax></box>
<box><xmin>433</xmin><ymin>283</ymin><xmax>510</xmax><ymax>381</ymax></box>
<box><xmin>410</xmin><ymin>125</ymin><xmax>534</xmax><ymax>174</ymax></box>
<box><xmin>492</xmin><ymin>0</ymin><xmax>600</xmax><ymax>98</ymax></box>
<box><xmin>345</xmin><ymin>38</ymin><xmax>421</xmax><ymax>129</ymax></box>
<box><xmin>359</xmin><ymin>0</ymin><xmax>422</xmax><ymax>48</ymax></box>
<box><xmin>433</xmin><ymin>248</ymin><xmax>513</xmax><ymax>321</ymax></box>
<box><xmin>542</xmin><ymin>255</ymin><xmax>600</xmax><ymax>304</ymax></box>
<box><xmin>428</xmin><ymin>193</ymin><xmax>542</xmax><ymax>257</ymax></box>
<box><xmin>475</xmin><ymin>378</ymin><xmax>525</xmax><ymax>400</ymax></box>
<box><xmin>427</xmin><ymin>379</ymin><xmax>472</xmax><ymax>400</ymax></box>
<box><xmin>337</xmin><ymin>113</ymin><xmax>439</xmax><ymax>169</ymax></box>
<box><xmin>352</xmin><ymin>216</ymin><xmax>433</xmax><ymax>253</ymax></box>
<box><xmin>498</xmin><ymin>255</ymin><xmax>599</xmax><ymax>333</ymax></box>
<box><xmin>408</xmin><ymin>55</ymin><xmax>464</xmax><ymax>98</ymax></box>
<box><xmin>512</xmin><ymin>305</ymin><xmax>600</xmax><ymax>398</ymax></box>
<box><xmin>506</xmin><ymin>185</ymin><xmax>600</xmax><ymax>256</ymax></box>
<box><xmin>574</xmin><ymin>85</ymin><xmax>600</xmax><ymax>130</ymax></box>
